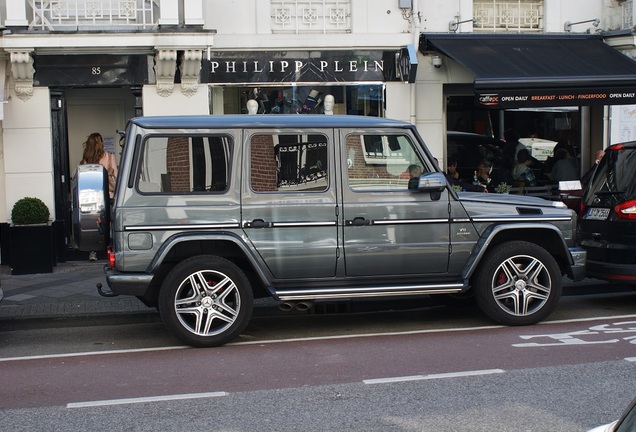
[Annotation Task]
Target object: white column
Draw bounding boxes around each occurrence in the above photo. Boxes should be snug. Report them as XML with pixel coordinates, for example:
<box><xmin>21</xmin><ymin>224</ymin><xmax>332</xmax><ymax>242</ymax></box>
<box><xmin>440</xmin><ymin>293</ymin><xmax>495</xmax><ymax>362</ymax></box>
<box><xmin>256</xmin><ymin>0</ymin><xmax>271</xmax><ymax>34</ymax></box>
<box><xmin>184</xmin><ymin>0</ymin><xmax>204</xmax><ymax>26</ymax></box>
<box><xmin>158</xmin><ymin>0</ymin><xmax>179</xmax><ymax>26</ymax></box>
<box><xmin>5</xmin><ymin>0</ymin><xmax>28</xmax><ymax>27</ymax></box>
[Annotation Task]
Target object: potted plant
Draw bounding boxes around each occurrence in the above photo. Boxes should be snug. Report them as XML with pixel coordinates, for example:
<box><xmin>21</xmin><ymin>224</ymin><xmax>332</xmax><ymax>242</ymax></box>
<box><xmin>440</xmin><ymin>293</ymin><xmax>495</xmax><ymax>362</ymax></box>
<box><xmin>495</xmin><ymin>182</ymin><xmax>512</xmax><ymax>194</ymax></box>
<box><xmin>9</xmin><ymin>197</ymin><xmax>55</xmax><ymax>275</ymax></box>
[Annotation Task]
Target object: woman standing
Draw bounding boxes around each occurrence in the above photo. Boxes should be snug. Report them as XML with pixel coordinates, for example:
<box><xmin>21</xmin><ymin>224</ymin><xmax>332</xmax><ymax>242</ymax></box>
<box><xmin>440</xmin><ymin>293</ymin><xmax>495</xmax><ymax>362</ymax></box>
<box><xmin>81</xmin><ymin>132</ymin><xmax>117</xmax><ymax>261</ymax></box>
<box><xmin>81</xmin><ymin>132</ymin><xmax>117</xmax><ymax>199</ymax></box>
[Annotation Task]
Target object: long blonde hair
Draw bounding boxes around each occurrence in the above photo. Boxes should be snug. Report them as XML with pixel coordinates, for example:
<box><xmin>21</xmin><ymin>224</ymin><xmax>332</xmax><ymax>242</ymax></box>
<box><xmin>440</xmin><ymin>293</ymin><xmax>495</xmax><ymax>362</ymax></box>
<box><xmin>81</xmin><ymin>132</ymin><xmax>105</xmax><ymax>164</ymax></box>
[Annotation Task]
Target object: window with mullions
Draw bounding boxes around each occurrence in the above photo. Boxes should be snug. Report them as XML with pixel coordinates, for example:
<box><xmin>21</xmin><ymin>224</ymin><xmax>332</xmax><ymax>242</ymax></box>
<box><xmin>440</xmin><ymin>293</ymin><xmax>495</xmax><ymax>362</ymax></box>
<box><xmin>473</xmin><ymin>0</ymin><xmax>543</xmax><ymax>32</ymax></box>
<box><xmin>137</xmin><ymin>135</ymin><xmax>232</xmax><ymax>193</ymax></box>
<box><xmin>250</xmin><ymin>133</ymin><xmax>329</xmax><ymax>192</ymax></box>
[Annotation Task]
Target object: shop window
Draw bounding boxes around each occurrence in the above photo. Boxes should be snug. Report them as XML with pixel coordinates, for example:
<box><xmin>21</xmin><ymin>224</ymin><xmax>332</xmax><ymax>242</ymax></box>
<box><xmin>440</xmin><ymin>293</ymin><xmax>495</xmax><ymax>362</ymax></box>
<box><xmin>137</xmin><ymin>135</ymin><xmax>232</xmax><ymax>193</ymax></box>
<box><xmin>346</xmin><ymin>133</ymin><xmax>425</xmax><ymax>191</ymax></box>
<box><xmin>474</xmin><ymin>1</ymin><xmax>543</xmax><ymax>32</ymax></box>
<box><xmin>250</xmin><ymin>133</ymin><xmax>329</xmax><ymax>192</ymax></box>
<box><xmin>229</xmin><ymin>85</ymin><xmax>384</xmax><ymax>116</ymax></box>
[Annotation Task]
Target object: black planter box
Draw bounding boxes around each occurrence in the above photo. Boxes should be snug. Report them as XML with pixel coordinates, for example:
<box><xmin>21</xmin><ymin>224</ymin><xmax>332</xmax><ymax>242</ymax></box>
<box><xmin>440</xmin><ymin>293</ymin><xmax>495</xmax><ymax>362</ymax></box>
<box><xmin>9</xmin><ymin>223</ymin><xmax>55</xmax><ymax>275</ymax></box>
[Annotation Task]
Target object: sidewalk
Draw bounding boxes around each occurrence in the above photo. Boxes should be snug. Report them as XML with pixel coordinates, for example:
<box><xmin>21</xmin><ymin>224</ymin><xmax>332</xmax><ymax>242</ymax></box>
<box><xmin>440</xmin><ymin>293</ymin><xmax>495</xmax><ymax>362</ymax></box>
<box><xmin>0</xmin><ymin>260</ymin><xmax>156</xmax><ymax>329</ymax></box>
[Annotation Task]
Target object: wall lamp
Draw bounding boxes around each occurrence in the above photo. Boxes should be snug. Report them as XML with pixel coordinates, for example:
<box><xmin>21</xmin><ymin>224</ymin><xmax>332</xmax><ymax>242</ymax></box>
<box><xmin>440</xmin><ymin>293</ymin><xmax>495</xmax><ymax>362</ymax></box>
<box><xmin>449</xmin><ymin>16</ymin><xmax>477</xmax><ymax>32</ymax></box>
<box><xmin>431</xmin><ymin>55</ymin><xmax>442</xmax><ymax>69</ymax></box>
<box><xmin>564</xmin><ymin>18</ymin><xmax>600</xmax><ymax>32</ymax></box>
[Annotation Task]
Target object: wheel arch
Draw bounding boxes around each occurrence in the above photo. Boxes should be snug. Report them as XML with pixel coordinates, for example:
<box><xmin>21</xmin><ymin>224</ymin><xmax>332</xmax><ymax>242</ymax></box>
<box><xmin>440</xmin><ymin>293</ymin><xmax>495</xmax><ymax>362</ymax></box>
<box><xmin>462</xmin><ymin>223</ymin><xmax>572</xmax><ymax>281</ymax></box>
<box><xmin>141</xmin><ymin>232</ymin><xmax>272</xmax><ymax>307</ymax></box>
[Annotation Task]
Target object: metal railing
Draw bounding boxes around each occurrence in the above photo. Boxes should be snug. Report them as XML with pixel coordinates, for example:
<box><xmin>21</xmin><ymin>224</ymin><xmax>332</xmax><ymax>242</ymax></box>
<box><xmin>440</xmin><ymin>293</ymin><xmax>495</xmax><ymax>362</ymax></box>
<box><xmin>474</xmin><ymin>0</ymin><xmax>544</xmax><ymax>32</ymax></box>
<box><xmin>271</xmin><ymin>0</ymin><xmax>351</xmax><ymax>34</ymax></box>
<box><xmin>28</xmin><ymin>0</ymin><xmax>159</xmax><ymax>30</ymax></box>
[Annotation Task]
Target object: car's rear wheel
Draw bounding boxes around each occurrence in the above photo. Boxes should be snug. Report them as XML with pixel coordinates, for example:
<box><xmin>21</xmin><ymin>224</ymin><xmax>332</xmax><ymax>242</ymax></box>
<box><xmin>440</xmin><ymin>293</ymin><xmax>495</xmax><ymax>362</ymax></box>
<box><xmin>158</xmin><ymin>255</ymin><xmax>253</xmax><ymax>347</ymax></box>
<box><xmin>473</xmin><ymin>241</ymin><xmax>561</xmax><ymax>326</ymax></box>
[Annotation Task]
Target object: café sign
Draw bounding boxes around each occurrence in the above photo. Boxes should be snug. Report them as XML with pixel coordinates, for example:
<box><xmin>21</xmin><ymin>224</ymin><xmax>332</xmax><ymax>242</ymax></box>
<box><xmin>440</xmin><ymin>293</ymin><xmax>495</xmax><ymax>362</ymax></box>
<box><xmin>477</xmin><ymin>87</ymin><xmax>636</xmax><ymax>109</ymax></box>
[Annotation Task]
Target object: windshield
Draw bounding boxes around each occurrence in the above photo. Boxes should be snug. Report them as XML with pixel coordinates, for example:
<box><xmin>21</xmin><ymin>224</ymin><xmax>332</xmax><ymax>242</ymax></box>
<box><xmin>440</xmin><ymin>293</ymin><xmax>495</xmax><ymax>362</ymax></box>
<box><xmin>584</xmin><ymin>146</ymin><xmax>636</xmax><ymax>207</ymax></box>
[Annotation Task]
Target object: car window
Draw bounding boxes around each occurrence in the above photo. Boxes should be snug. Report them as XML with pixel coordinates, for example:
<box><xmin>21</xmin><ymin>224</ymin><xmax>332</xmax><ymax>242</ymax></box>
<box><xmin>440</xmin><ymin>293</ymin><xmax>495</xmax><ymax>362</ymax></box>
<box><xmin>137</xmin><ymin>135</ymin><xmax>232</xmax><ymax>193</ymax></box>
<box><xmin>585</xmin><ymin>146</ymin><xmax>636</xmax><ymax>206</ymax></box>
<box><xmin>250</xmin><ymin>133</ymin><xmax>328</xmax><ymax>192</ymax></box>
<box><xmin>346</xmin><ymin>133</ymin><xmax>426</xmax><ymax>191</ymax></box>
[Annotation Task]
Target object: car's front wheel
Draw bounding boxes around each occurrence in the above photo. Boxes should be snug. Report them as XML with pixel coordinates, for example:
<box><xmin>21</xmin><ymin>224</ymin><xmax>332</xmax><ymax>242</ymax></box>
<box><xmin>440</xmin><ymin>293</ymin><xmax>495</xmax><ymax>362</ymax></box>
<box><xmin>473</xmin><ymin>241</ymin><xmax>561</xmax><ymax>326</ymax></box>
<box><xmin>158</xmin><ymin>256</ymin><xmax>253</xmax><ymax>347</ymax></box>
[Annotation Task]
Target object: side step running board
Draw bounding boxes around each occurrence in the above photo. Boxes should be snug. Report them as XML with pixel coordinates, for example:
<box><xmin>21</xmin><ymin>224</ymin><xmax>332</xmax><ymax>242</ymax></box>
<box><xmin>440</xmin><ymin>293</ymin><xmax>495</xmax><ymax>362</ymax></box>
<box><xmin>274</xmin><ymin>283</ymin><xmax>466</xmax><ymax>301</ymax></box>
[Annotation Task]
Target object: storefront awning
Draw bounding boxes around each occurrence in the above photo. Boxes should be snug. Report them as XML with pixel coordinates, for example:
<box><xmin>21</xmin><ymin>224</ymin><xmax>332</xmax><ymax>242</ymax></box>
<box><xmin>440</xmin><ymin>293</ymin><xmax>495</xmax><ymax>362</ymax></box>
<box><xmin>420</xmin><ymin>34</ymin><xmax>636</xmax><ymax>109</ymax></box>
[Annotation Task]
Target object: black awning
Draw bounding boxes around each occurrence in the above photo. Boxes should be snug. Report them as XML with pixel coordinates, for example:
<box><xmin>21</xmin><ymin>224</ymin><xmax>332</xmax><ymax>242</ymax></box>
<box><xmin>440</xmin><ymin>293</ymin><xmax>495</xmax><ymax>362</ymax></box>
<box><xmin>420</xmin><ymin>34</ymin><xmax>636</xmax><ymax>108</ymax></box>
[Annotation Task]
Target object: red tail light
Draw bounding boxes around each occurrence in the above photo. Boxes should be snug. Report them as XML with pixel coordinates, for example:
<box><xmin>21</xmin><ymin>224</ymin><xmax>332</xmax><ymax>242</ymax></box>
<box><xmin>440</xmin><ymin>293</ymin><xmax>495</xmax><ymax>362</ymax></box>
<box><xmin>107</xmin><ymin>246</ymin><xmax>116</xmax><ymax>267</ymax></box>
<box><xmin>614</xmin><ymin>199</ymin><xmax>636</xmax><ymax>220</ymax></box>
<box><xmin>578</xmin><ymin>199</ymin><xmax>586</xmax><ymax>217</ymax></box>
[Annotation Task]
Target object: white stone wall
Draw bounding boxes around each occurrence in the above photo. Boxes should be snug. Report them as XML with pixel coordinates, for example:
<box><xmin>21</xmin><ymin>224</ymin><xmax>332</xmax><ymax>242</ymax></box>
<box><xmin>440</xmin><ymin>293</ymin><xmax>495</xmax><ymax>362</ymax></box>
<box><xmin>2</xmin><ymin>86</ymin><xmax>54</xmax><ymax>222</ymax></box>
<box><xmin>142</xmin><ymin>85</ymin><xmax>211</xmax><ymax>116</ymax></box>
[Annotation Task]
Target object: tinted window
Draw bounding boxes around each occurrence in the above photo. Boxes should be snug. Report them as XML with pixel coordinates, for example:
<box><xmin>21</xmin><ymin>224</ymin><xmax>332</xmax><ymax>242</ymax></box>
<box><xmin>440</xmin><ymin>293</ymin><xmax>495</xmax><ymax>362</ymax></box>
<box><xmin>584</xmin><ymin>146</ymin><xmax>636</xmax><ymax>207</ymax></box>
<box><xmin>250</xmin><ymin>133</ymin><xmax>328</xmax><ymax>192</ymax></box>
<box><xmin>137</xmin><ymin>135</ymin><xmax>232</xmax><ymax>193</ymax></box>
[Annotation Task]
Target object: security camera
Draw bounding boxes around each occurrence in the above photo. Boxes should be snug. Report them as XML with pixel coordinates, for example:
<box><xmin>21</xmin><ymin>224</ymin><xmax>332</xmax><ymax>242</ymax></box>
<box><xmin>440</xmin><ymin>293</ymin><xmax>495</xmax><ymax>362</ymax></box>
<box><xmin>431</xmin><ymin>56</ymin><xmax>442</xmax><ymax>69</ymax></box>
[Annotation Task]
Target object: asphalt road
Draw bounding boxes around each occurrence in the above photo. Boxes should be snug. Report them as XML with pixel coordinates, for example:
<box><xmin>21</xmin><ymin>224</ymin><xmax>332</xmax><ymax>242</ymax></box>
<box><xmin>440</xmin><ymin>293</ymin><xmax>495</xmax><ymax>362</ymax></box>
<box><xmin>0</xmin><ymin>284</ymin><xmax>635</xmax><ymax>431</ymax></box>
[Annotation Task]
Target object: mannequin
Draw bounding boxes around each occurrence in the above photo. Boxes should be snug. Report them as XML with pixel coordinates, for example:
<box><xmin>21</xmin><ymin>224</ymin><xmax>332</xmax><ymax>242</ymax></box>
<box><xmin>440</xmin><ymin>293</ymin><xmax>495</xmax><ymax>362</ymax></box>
<box><xmin>323</xmin><ymin>94</ymin><xmax>334</xmax><ymax>115</ymax></box>
<box><xmin>246</xmin><ymin>99</ymin><xmax>258</xmax><ymax>115</ymax></box>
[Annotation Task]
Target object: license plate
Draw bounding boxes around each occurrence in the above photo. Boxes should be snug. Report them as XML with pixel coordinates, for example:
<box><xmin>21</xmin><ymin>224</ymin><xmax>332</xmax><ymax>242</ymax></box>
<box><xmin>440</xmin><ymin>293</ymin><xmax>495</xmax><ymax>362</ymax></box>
<box><xmin>585</xmin><ymin>207</ymin><xmax>610</xmax><ymax>220</ymax></box>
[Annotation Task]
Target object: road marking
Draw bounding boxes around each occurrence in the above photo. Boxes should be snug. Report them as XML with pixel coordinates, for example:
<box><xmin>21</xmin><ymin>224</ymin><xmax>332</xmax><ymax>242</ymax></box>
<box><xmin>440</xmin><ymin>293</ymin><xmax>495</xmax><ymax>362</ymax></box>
<box><xmin>232</xmin><ymin>325</ymin><xmax>504</xmax><ymax>346</ymax></box>
<box><xmin>0</xmin><ymin>346</ymin><xmax>189</xmax><ymax>363</ymax></box>
<box><xmin>3</xmin><ymin>314</ymin><xmax>636</xmax><ymax>363</ymax></box>
<box><xmin>363</xmin><ymin>369</ymin><xmax>505</xmax><ymax>385</ymax></box>
<box><xmin>626</xmin><ymin>357</ymin><xmax>636</xmax><ymax>362</ymax></box>
<box><xmin>67</xmin><ymin>391</ymin><xmax>227</xmax><ymax>409</ymax></box>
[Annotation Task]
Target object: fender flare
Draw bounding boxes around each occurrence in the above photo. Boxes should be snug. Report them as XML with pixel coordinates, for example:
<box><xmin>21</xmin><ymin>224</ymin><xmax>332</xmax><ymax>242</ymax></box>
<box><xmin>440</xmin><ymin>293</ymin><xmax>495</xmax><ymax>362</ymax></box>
<box><xmin>145</xmin><ymin>230</ymin><xmax>273</xmax><ymax>287</ymax></box>
<box><xmin>461</xmin><ymin>222</ymin><xmax>572</xmax><ymax>280</ymax></box>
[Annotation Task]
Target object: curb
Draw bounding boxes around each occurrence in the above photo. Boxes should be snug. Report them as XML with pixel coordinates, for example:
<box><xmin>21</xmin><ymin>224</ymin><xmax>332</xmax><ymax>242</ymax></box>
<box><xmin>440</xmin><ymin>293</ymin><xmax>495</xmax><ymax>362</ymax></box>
<box><xmin>0</xmin><ymin>310</ymin><xmax>161</xmax><ymax>332</ymax></box>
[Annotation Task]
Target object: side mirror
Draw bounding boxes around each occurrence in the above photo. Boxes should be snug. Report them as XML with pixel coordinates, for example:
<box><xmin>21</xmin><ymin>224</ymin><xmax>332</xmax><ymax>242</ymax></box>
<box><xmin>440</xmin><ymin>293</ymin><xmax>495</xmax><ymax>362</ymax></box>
<box><xmin>415</xmin><ymin>172</ymin><xmax>447</xmax><ymax>201</ymax></box>
<box><xmin>417</xmin><ymin>172</ymin><xmax>447</xmax><ymax>192</ymax></box>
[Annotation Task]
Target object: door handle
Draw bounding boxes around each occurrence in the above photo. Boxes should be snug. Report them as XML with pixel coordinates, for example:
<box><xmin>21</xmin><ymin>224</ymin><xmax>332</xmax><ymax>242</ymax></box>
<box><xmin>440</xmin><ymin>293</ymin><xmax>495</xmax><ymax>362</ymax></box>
<box><xmin>246</xmin><ymin>219</ymin><xmax>271</xmax><ymax>228</ymax></box>
<box><xmin>346</xmin><ymin>217</ymin><xmax>371</xmax><ymax>226</ymax></box>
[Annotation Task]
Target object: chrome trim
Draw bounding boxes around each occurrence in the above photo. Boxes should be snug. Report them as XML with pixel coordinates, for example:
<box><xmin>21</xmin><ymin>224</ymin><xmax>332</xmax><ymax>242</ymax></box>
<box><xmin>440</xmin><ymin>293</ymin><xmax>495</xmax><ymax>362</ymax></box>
<box><xmin>275</xmin><ymin>283</ymin><xmax>465</xmax><ymax>300</ymax></box>
<box><xmin>372</xmin><ymin>219</ymin><xmax>449</xmax><ymax>225</ymax></box>
<box><xmin>271</xmin><ymin>221</ymin><xmax>337</xmax><ymax>227</ymax></box>
<box><xmin>471</xmin><ymin>216</ymin><xmax>571</xmax><ymax>223</ymax></box>
<box><xmin>124</xmin><ymin>223</ymin><xmax>241</xmax><ymax>231</ymax></box>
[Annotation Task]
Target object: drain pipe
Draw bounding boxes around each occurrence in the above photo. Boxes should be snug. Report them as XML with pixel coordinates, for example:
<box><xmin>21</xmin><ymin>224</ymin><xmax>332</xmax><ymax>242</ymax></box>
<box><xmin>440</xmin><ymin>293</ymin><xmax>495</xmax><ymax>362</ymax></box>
<box><xmin>410</xmin><ymin>0</ymin><xmax>421</xmax><ymax>125</ymax></box>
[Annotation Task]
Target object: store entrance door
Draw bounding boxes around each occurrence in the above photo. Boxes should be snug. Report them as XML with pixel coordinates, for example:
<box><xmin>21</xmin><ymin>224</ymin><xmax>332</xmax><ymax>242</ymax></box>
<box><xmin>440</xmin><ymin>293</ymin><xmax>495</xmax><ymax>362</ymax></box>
<box><xmin>51</xmin><ymin>88</ymin><xmax>136</xmax><ymax>261</ymax></box>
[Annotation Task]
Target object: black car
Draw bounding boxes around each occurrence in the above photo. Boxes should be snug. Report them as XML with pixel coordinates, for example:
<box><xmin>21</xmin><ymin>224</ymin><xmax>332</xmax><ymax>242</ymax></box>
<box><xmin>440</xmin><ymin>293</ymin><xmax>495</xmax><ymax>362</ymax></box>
<box><xmin>446</xmin><ymin>131</ymin><xmax>505</xmax><ymax>182</ymax></box>
<box><xmin>578</xmin><ymin>141</ymin><xmax>636</xmax><ymax>283</ymax></box>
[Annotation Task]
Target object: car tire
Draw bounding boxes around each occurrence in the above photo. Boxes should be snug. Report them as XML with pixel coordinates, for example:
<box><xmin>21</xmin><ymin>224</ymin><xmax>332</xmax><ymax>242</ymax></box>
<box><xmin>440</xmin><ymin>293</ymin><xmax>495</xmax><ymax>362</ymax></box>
<box><xmin>158</xmin><ymin>255</ymin><xmax>253</xmax><ymax>347</ymax></box>
<box><xmin>473</xmin><ymin>241</ymin><xmax>561</xmax><ymax>326</ymax></box>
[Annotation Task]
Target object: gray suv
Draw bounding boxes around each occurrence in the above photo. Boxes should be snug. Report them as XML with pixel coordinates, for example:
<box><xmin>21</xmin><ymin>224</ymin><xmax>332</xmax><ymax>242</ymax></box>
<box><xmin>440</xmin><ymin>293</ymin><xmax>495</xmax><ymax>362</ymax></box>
<box><xmin>74</xmin><ymin>115</ymin><xmax>586</xmax><ymax>347</ymax></box>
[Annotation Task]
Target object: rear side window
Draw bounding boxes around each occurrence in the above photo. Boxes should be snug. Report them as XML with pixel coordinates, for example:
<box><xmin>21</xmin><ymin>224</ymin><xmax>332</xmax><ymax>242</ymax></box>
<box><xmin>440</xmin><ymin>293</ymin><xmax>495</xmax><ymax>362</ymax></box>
<box><xmin>585</xmin><ymin>146</ymin><xmax>636</xmax><ymax>206</ymax></box>
<box><xmin>137</xmin><ymin>135</ymin><xmax>233</xmax><ymax>193</ymax></box>
<box><xmin>250</xmin><ymin>133</ymin><xmax>328</xmax><ymax>192</ymax></box>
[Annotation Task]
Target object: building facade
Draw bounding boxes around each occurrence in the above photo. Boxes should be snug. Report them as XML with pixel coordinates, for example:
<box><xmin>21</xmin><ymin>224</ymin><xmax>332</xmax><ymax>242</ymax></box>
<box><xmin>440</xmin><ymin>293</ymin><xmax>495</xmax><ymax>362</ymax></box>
<box><xmin>0</xmin><ymin>0</ymin><xmax>634</xmax><ymax>262</ymax></box>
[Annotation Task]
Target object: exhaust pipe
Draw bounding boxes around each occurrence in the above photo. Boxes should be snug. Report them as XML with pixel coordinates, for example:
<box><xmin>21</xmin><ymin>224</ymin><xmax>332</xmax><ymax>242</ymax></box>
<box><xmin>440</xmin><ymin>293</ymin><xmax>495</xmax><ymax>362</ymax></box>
<box><xmin>278</xmin><ymin>301</ymin><xmax>314</xmax><ymax>312</ymax></box>
<box><xmin>278</xmin><ymin>301</ymin><xmax>296</xmax><ymax>312</ymax></box>
<box><xmin>295</xmin><ymin>301</ymin><xmax>314</xmax><ymax>312</ymax></box>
